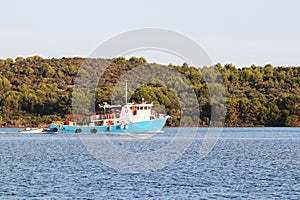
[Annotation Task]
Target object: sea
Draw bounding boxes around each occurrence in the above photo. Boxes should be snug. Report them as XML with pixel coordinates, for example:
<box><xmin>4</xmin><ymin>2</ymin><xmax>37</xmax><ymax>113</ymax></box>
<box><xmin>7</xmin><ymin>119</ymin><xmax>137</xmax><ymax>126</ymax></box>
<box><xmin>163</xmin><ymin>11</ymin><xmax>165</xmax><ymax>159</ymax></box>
<box><xmin>0</xmin><ymin>127</ymin><xmax>299</xmax><ymax>199</ymax></box>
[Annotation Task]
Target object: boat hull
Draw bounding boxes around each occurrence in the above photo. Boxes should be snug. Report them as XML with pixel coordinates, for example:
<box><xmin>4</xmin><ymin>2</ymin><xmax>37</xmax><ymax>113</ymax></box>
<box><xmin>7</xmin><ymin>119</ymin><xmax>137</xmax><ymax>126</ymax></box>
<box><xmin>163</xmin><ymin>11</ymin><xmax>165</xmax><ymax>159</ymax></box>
<box><xmin>50</xmin><ymin>118</ymin><xmax>167</xmax><ymax>134</ymax></box>
<box><xmin>19</xmin><ymin>128</ymin><xmax>46</xmax><ymax>134</ymax></box>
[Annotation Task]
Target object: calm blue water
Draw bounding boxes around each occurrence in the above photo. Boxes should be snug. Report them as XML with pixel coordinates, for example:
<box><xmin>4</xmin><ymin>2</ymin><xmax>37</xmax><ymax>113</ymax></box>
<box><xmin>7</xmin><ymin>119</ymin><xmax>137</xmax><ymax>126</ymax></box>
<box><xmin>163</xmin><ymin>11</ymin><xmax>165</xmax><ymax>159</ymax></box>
<box><xmin>0</xmin><ymin>128</ymin><xmax>299</xmax><ymax>199</ymax></box>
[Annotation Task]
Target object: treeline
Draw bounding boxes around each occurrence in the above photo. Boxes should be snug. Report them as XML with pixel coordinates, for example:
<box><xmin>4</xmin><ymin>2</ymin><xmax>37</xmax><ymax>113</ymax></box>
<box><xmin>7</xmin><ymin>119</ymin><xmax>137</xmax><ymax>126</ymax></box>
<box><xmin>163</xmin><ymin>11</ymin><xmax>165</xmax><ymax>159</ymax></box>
<box><xmin>0</xmin><ymin>56</ymin><xmax>299</xmax><ymax>127</ymax></box>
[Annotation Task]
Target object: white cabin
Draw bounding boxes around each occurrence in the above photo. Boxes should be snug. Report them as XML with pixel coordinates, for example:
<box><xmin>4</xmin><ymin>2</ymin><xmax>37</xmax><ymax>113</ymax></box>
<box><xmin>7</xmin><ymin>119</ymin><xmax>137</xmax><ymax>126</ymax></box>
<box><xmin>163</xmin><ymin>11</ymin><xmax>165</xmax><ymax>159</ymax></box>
<box><xmin>89</xmin><ymin>102</ymin><xmax>161</xmax><ymax>127</ymax></box>
<box><xmin>119</xmin><ymin>103</ymin><xmax>154</xmax><ymax>123</ymax></box>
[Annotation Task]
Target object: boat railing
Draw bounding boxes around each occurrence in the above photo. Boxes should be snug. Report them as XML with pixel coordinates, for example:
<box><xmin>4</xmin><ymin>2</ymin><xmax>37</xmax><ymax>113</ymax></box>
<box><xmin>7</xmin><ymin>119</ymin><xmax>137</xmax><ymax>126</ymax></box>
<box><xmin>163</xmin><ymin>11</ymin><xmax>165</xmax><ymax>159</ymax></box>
<box><xmin>91</xmin><ymin>113</ymin><xmax>119</xmax><ymax>121</ymax></box>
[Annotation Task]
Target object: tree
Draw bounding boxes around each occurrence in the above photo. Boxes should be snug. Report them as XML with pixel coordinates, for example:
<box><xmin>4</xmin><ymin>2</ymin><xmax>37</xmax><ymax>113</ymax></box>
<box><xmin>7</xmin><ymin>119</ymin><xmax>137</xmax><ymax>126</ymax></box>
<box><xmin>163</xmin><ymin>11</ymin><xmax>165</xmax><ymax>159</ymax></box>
<box><xmin>0</xmin><ymin>77</ymin><xmax>12</xmax><ymax>93</ymax></box>
<box><xmin>285</xmin><ymin>115</ymin><xmax>300</xmax><ymax>127</ymax></box>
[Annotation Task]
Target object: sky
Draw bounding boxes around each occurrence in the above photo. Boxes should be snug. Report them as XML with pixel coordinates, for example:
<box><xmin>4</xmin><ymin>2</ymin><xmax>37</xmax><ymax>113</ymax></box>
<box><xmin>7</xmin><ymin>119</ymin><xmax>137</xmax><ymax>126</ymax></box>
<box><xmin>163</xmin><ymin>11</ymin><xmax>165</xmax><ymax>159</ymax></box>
<box><xmin>1</xmin><ymin>0</ymin><xmax>300</xmax><ymax>67</ymax></box>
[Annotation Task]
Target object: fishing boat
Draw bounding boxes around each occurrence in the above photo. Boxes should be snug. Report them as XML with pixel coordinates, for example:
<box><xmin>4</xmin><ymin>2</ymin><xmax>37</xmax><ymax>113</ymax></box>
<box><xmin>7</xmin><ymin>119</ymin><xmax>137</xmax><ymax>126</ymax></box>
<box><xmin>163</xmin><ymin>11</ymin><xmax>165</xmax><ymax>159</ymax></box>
<box><xmin>50</xmin><ymin>102</ymin><xmax>169</xmax><ymax>134</ymax></box>
<box><xmin>49</xmin><ymin>82</ymin><xmax>170</xmax><ymax>134</ymax></box>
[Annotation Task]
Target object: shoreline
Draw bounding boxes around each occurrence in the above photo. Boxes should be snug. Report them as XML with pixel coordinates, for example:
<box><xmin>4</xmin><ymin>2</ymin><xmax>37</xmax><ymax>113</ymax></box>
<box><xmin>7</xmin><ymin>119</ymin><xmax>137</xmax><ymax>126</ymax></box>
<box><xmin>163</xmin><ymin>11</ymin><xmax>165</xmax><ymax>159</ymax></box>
<box><xmin>0</xmin><ymin>125</ymin><xmax>299</xmax><ymax>128</ymax></box>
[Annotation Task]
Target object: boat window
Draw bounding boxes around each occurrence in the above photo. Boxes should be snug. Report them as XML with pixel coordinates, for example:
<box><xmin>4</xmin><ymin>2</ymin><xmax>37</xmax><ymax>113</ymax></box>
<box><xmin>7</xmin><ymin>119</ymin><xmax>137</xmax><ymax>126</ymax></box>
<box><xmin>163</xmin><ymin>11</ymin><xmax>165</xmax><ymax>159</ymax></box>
<box><xmin>144</xmin><ymin>106</ymin><xmax>147</xmax><ymax>110</ymax></box>
<box><xmin>140</xmin><ymin>106</ymin><xmax>143</xmax><ymax>110</ymax></box>
<box><xmin>137</xmin><ymin>107</ymin><xmax>139</xmax><ymax>110</ymax></box>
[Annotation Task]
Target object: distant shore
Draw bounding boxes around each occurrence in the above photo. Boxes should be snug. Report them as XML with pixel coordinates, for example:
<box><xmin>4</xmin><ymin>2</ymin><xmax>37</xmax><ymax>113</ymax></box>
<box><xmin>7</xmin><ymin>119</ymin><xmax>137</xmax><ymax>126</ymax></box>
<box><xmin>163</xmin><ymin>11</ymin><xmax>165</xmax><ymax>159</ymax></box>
<box><xmin>0</xmin><ymin>56</ymin><xmax>299</xmax><ymax>127</ymax></box>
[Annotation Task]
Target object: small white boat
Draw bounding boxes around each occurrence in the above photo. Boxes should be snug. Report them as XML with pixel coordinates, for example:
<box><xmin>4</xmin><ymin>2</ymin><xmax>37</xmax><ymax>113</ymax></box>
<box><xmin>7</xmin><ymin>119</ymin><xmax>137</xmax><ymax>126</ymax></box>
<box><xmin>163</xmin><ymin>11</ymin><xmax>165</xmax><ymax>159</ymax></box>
<box><xmin>19</xmin><ymin>128</ymin><xmax>48</xmax><ymax>134</ymax></box>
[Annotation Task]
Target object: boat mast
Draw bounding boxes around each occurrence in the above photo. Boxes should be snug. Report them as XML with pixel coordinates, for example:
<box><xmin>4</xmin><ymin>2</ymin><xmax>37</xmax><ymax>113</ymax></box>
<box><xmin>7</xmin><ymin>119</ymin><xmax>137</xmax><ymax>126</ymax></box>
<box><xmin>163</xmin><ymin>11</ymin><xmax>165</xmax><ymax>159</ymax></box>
<box><xmin>125</xmin><ymin>80</ymin><xmax>128</xmax><ymax>105</ymax></box>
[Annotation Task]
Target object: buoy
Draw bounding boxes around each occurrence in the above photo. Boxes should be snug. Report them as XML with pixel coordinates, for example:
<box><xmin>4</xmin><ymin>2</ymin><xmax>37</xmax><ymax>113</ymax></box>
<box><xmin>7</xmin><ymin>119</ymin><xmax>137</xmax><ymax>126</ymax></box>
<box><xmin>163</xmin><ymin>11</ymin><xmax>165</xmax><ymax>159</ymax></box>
<box><xmin>124</xmin><ymin>124</ymin><xmax>129</xmax><ymax>129</ymax></box>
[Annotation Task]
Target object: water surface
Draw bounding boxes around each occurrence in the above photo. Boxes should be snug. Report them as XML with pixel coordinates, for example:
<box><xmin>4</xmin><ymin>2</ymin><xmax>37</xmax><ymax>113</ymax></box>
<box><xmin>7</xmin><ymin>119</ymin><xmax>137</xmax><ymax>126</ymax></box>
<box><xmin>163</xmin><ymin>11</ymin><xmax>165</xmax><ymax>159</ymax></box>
<box><xmin>0</xmin><ymin>128</ymin><xmax>299</xmax><ymax>199</ymax></box>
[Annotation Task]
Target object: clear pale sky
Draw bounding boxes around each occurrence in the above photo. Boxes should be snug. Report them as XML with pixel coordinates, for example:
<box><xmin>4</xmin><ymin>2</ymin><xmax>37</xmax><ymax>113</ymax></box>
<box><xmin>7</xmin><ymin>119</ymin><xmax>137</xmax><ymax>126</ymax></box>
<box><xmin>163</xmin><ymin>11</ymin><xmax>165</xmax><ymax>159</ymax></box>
<box><xmin>1</xmin><ymin>0</ymin><xmax>300</xmax><ymax>67</ymax></box>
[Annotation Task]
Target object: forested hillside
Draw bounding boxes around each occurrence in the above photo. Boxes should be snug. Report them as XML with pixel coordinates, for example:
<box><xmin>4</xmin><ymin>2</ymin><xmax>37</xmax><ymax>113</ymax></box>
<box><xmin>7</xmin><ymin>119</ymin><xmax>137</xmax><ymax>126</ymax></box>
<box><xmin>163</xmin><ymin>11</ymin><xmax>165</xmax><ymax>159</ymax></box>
<box><xmin>0</xmin><ymin>56</ymin><xmax>299</xmax><ymax>127</ymax></box>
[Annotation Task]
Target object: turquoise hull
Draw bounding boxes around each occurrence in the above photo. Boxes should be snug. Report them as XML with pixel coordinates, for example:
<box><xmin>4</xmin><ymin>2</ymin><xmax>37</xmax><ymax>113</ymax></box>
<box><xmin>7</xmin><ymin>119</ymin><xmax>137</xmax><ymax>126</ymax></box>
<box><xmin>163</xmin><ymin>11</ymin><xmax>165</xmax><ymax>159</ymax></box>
<box><xmin>50</xmin><ymin>118</ymin><xmax>167</xmax><ymax>134</ymax></box>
